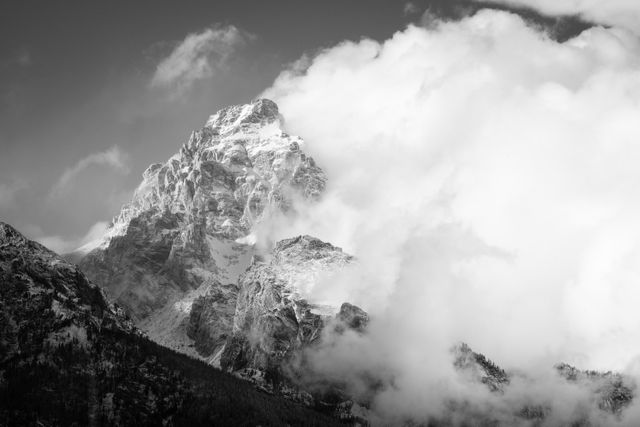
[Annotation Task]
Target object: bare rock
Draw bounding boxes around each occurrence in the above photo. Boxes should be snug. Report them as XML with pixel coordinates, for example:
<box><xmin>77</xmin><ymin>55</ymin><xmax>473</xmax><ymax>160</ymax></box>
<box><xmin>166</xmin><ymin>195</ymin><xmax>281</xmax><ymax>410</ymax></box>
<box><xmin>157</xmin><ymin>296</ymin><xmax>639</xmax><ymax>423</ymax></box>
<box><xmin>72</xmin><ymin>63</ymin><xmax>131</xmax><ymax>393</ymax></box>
<box><xmin>220</xmin><ymin>235</ymin><xmax>355</xmax><ymax>374</ymax></box>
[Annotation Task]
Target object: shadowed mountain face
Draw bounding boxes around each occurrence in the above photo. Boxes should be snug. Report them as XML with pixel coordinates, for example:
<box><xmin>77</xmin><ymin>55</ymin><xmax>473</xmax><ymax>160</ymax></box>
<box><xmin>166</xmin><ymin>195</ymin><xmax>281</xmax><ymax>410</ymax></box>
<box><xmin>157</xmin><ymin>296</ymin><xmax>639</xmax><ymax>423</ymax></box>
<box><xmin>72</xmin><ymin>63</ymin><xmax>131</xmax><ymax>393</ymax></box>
<box><xmin>0</xmin><ymin>222</ymin><xmax>344</xmax><ymax>426</ymax></box>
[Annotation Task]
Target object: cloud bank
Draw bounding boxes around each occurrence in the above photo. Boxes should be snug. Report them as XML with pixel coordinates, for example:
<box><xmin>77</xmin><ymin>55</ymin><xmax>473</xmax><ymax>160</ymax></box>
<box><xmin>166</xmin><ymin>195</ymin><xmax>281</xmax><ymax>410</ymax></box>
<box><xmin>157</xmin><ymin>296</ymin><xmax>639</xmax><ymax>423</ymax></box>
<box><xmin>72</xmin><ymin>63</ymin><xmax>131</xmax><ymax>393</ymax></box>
<box><xmin>262</xmin><ymin>9</ymin><xmax>640</xmax><ymax>424</ymax></box>
<box><xmin>151</xmin><ymin>25</ymin><xmax>250</xmax><ymax>96</ymax></box>
<box><xmin>51</xmin><ymin>145</ymin><xmax>129</xmax><ymax>198</ymax></box>
<box><xmin>484</xmin><ymin>0</ymin><xmax>640</xmax><ymax>34</ymax></box>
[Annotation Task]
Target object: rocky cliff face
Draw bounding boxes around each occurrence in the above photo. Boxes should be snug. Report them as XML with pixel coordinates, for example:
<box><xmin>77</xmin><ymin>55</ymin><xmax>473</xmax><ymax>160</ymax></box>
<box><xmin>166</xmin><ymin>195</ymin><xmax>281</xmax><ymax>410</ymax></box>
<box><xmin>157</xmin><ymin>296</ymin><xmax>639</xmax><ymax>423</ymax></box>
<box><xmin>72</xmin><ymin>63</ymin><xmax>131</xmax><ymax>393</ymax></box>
<box><xmin>0</xmin><ymin>222</ymin><xmax>344</xmax><ymax>426</ymax></box>
<box><xmin>219</xmin><ymin>235</ymin><xmax>355</xmax><ymax>375</ymax></box>
<box><xmin>76</xmin><ymin>99</ymin><xmax>326</xmax><ymax>355</ymax></box>
<box><xmin>186</xmin><ymin>281</ymin><xmax>238</xmax><ymax>363</ymax></box>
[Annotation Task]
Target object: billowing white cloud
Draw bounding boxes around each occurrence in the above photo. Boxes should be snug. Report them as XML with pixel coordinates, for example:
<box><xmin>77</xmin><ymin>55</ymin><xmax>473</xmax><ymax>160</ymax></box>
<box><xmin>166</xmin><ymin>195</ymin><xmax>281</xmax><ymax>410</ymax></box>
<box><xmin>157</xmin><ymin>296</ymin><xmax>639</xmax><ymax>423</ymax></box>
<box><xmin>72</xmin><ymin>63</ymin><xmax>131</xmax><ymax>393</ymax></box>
<box><xmin>483</xmin><ymin>0</ymin><xmax>640</xmax><ymax>34</ymax></box>
<box><xmin>51</xmin><ymin>145</ymin><xmax>129</xmax><ymax>198</ymax></box>
<box><xmin>150</xmin><ymin>25</ymin><xmax>250</xmax><ymax>96</ymax></box>
<box><xmin>262</xmin><ymin>9</ymin><xmax>640</xmax><ymax>423</ymax></box>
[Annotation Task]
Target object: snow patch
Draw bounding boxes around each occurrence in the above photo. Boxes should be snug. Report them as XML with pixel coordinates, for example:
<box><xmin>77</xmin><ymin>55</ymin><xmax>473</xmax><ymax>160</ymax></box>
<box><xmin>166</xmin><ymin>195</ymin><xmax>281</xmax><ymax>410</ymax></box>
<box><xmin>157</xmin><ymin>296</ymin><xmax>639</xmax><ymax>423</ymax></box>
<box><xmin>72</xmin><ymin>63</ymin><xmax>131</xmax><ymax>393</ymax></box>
<box><xmin>205</xmin><ymin>236</ymin><xmax>253</xmax><ymax>283</ymax></box>
<box><xmin>235</xmin><ymin>233</ymin><xmax>256</xmax><ymax>245</ymax></box>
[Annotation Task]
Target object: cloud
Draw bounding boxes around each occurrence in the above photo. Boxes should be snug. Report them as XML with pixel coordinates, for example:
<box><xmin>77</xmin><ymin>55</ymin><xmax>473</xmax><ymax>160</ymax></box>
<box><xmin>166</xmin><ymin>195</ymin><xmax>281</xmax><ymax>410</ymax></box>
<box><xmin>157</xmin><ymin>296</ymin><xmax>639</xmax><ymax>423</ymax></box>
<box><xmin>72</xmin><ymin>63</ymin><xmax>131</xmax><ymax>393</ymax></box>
<box><xmin>262</xmin><ymin>9</ymin><xmax>640</xmax><ymax>423</ymax></box>
<box><xmin>481</xmin><ymin>0</ymin><xmax>640</xmax><ymax>34</ymax></box>
<box><xmin>150</xmin><ymin>25</ymin><xmax>250</xmax><ymax>96</ymax></box>
<box><xmin>51</xmin><ymin>145</ymin><xmax>129</xmax><ymax>198</ymax></box>
<box><xmin>29</xmin><ymin>221</ymin><xmax>109</xmax><ymax>255</ymax></box>
<box><xmin>404</xmin><ymin>2</ymin><xmax>421</xmax><ymax>16</ymax></box>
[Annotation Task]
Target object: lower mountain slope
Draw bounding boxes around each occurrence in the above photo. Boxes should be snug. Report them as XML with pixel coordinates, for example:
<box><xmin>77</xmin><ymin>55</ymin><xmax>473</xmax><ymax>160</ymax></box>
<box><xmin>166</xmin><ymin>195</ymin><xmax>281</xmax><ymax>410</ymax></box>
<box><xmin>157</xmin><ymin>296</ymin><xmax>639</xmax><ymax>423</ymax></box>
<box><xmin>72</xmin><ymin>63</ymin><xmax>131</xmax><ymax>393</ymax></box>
<box><xmin>450</xmin><ymin>343</ymin><xmax>635</xmax><ymax>425</ymax></box>
<box><xmin>0</xmin><ymin>222</ymin><xmax>343</xmax><ymax>426</ymax></box>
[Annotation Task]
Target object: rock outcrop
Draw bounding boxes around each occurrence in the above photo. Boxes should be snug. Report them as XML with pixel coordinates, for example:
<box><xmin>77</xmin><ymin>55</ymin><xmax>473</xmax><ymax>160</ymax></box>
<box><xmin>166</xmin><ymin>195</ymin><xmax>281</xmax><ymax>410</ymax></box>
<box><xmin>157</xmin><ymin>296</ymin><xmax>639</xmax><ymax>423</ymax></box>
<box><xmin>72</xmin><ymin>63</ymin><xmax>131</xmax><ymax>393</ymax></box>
<box><xmin>219</xmin><ymin>235</ymin><xmax>355</xmax><ymax>375</ymax></box>
<box><xmin>450</xmin><ymin>343</ymin><xmax>635</xmax><ymax>424</ymax></box>
<box><xmin>453</xmin><ymin>342</ymin><xmax>510</xmax><ymax>393</ymax></box>
<box><xmin>335</xmin><ymin>303</ymin><xmax>369</xmax><ymax>334</ymax></box>
<box><xmin>186</xmin><ymin>281</ymin><xmax>238</xmax><ymax>364</ymax></box>
<box><xmin>556</xmin><ymin>362</ymin><xmax>634</xmax><ymax>414</ymax></box>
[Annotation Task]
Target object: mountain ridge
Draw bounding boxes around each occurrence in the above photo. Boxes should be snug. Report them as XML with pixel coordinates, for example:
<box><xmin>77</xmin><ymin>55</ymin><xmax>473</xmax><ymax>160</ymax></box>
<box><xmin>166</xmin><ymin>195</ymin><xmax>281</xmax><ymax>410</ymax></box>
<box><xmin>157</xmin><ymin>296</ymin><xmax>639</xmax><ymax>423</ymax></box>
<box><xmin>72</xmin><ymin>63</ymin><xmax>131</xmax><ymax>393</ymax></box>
<box><xmin>0</xmin><ymin>221</ymin><xmax>342</xmax><ymax>426</ymax></box>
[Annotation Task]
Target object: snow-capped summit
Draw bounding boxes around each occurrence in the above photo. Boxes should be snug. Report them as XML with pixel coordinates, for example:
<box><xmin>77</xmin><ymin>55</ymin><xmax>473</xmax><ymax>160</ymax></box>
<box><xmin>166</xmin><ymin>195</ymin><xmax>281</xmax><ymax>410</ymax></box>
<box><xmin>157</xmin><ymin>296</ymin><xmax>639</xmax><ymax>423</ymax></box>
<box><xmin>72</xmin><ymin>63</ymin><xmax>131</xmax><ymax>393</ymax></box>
<box><xmin>204</xmin><ymin>98</ymin><xmax>281</xmax><ymax>133</ymax></box>
<box><xmin>102</xmin><ymin>98</ymin><xmax>324</xmax><ymax>245</ymax></box>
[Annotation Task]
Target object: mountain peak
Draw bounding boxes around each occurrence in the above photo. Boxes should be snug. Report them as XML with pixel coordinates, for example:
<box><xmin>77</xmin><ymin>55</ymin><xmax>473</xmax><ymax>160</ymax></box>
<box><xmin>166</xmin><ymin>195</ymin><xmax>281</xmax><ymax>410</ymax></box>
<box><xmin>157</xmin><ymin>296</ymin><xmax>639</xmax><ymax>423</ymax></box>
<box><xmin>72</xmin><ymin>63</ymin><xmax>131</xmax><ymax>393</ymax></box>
<box><xmin>75</xmin><ymin>98</ymin><xmax>326</xmax><ymax>351</ymax></box>
<box><xmin>0</xmin><ymin>221</ymin><xmax>22</xmax><ymax>242</ymax></box>
<box><xmin>204</xmin><ymin>98</ymin><xmax>281</xmax><ymax>134</ymax></box>
<box><xmin>0</xmin><ymin>221</ymin><xmax>53</xmax><ymax>257</ymax></box>
<box><xmin>273</xmin><ymin>235</ymin><xmax>353</xmax><ymax>266</ymax></box>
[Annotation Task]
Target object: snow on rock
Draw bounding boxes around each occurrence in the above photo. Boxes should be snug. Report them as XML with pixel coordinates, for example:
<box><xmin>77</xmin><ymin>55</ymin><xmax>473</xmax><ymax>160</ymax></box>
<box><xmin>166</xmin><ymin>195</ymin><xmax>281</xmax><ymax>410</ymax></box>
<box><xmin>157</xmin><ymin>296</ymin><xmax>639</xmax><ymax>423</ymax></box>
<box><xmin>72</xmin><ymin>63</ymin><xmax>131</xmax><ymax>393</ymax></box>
<box><xmin>220</xmin><ymin>235</ymin><xmax>358</xmax><ymax>375</ymax></box>
<box><xmin>74</xmin><ymin>99</ymin><xmax>326</xmax><ymax>356</ymax></box>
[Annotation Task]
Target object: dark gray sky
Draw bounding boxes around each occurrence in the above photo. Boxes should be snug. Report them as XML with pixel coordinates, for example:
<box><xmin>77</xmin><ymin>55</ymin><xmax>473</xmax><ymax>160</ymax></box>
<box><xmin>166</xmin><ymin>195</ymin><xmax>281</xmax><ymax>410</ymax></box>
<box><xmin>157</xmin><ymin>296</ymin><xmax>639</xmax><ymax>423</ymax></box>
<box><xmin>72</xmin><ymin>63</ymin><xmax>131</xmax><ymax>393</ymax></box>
<box><xmin>0</xmin><ymin>0</ymin><xmax>591</xmax><ymax>251</ymax></box>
